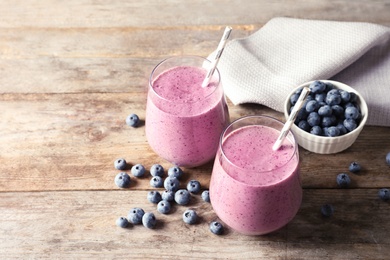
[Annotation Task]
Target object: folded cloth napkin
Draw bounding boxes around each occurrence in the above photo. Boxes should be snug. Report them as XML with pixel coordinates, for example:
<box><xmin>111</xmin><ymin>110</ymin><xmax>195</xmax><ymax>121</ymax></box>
<box><xmin>215</xmin><ymin>17</ymin><xmax>390</xmax><ymax>127</ymax></box>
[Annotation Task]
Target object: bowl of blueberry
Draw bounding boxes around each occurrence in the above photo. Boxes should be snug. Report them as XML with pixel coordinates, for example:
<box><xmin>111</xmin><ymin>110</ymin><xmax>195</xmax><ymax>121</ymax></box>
<box><xmin>284</xmin><ymin>80</ymin><xmax>368</xmax><ymax>154</ymax></box>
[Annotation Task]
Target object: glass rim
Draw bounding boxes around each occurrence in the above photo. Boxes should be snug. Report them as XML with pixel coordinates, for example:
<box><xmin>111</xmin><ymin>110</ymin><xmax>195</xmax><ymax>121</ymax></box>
<box><xmin>219</xmin><ymin>115</ymin><xmax>299</xmax><ymax>176</ymax></box>
<box><xmin>148</xmin><ymin>55</ymin><xmax>222</xmax><ymax>104</ymax></box>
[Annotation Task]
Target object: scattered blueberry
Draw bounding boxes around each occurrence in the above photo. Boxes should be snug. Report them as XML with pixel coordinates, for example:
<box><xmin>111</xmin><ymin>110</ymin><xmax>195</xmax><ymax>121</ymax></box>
<box><xmin>114</xmin><ymin>172</ymin><xmax>131</xmax><ymax>188</ymax></box>
<box><xmin>116</xmin><ymin>217</ymin><xmax>129</xmax><ymax>228</ymax></box>
<box><xmin>131</xmin><ymin>164</ymin><xmax>146</xmax><ymax>177</ymax></box>
<box><xmin>378</xmin><ymin>188</ymin><xmax>390</xmax><ymax>201</ymax></box>
<box><xmin>126</xmin><ymin>113</ymin><xmax>140</xmax><ymax>127</ymax></box>
<box><xmin>168</xmin><ymin>166</ymin><xmax>184</xmax><ymax>179</ymax></box>
<box><xmin>162</xmin><ymin>190</ymin><xmax>175</xmax><ymax>202</ymax></box>
<box><xmin>175</xmin><ymin>189</ymin><xmax>191</xmax><ymax>205</ymax></box>
<box><xmin>142</xmin><ymin>212</ymin><xmax>157</xmax><ymax>229</ymax></box>
<box><xmin>349</xmin><ymin>162</ymin><xmax>361</xmax><ymax>173</ymax></box>
<box><xmin>386</xmin><ymin>152</ymin><xmax>390</xmax><ymax>166</ymax></box>
<box><xmin>182</xmin><ymin>209</ymin><xmax>198</xmax><ymax>224</ymax></box>
<box><xmin>321</xmin><ymin>204</ymin><xmax>334</xmax><ymax>217</ymax></box>
<box><xmin>187</xmin><ymin>180</ymin><xmax>201</xmax><ymax>194</ymax></box>
<box><xmin>114</xmin><ymin>158</ymin><xmax>127</xmax><ymax>170</ymax></box>
<box><xmin>150</xmin><ymin>176</ymin><xmax>163</xmax><ymax>188</ymax></box>
<box><xmin>157</xmin><ymin>200</ymin><xmax>172</xmax><ymax>214</ymax></box>
<box><xmin>201</xmin><ymin>190</ymin><xmax>210</xmax><ymax>203</ymax></box>
<box><xmin>164</xmin><ymin>176</ymin><xmax>180</xmax><ymax>192</ymax></box>
<box><xmin>209</xmin><ymin>221</ymin><xmax>224</xmax><ymax>235</ymax></box>
<box><xmin>336</xmin><ymin>173</ymin><xmax>351</xmax><ymax>188</ymax></box>
<box><xmin>128</xmin><ymin>207</ymin><xmax>145</xmax><ymax>224</ymax></box>
<box><xmin>150</xmin><ymin>164</ymin><xmax>164</xmax><ymax>177</ymax></box>
<box><xmin>147</xmin><ymin>190</ymin><xmax>162</xmax><ymax>204</ymax></box>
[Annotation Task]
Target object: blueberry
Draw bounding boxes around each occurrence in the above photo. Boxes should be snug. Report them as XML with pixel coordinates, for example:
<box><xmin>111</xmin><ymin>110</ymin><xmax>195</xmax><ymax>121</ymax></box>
<box><xmin>128</xmin><ymin>207</ymin><xmax>145</xmax><ymax>224</ymax></box>
<box><xmin>349</xmin><ymin>162</ymin><xmax>361</xmax><ymax>173</ymax></box>
<box><xmin>340</xmin><ymin>90</ymin><xmax>351</xmax><ymax>103</ymax></box>
<box><xmin>305</xmin><ymin>100</ymin><xmax>320</xmax><ymax>113</ymax></box>
<box><xmin>157</xmin><ymin>200</ymin><xmax>171</xmax><ymax>214</ymax></box>
<box><xmin>290</xmin><ymin>93</ymin><xmax>300</xmax><ymax>106</ymax></box>
<box><xmin>326</xmin><ymin>126</ymin><xmax>340</xmax><ymax>137</ymax></box>
<box><xmin>168</xmin><ymin>166</ymin><xmax>184</xmax><ymax>179</ymax></box>
<box><xmin>315</xmin><ymin>93</ymin><xmax>326</xmax><ymax>103</ymax></box>
<box><xmin>332</xmin><ymin>105</ymin><xmax>345</xmax><ymax>118</ymax></box>
<box><xmin>297</xmin><ymin>120</ymin><xmax>311</xmax><ymax>132</ymax></box>
<box><xmin>114</xmin><ymin>172</ymin><xmax>131</xmax><ymax>188</ymax></box>
<box><xmin>327</xmin><ymin>89</ymin><xmax>340</xmax><ymax>96</ymax></box>
<box><xmin>322</xmin><ymin>127</ymin><xmax>329</xmax><ymax>136</ymax></box>
<box><xmin>164</xmin><ymin>176</ymin><xmax>180</xmax><ymax>192</ymax></box>
<box><xmin>201</xmin><ymin>190</ymin><xmax>210</xmax><ymax>203</ymax></box>
<box><xmin>209</xmin><ymin>221</ymin><xmax>224</xmax><ymax>235</ymax></box>
<box><xmin>326</xmin><ymin>92</ymin><xmax>341</xmax><ymax>106</ymax></box>
<box><xmin>294</xmin><ymin>108</ymin><xmax>309</xmax><ymax>123</ymax></box>
<box><xmin>182</xmin><ymin>209</ymin><xmax>198</xmax><ymax>224</ymax></box>
<box><xmin>126</xmin><ymin>113</ymin><xmax>140</xmax><ymax>127</ymax></box>
<box><xmin>310</xmin><ymin>126</ymin><xmax>323</xmax><ymax>136</ymax></box>
<box><xmin>162</xmin><ymin>190</ymin><xmax>175</xmax><ymax>202</ymax></box>
<box><xmin>150</xmin><ymin>176</ymin><xmax>163</xmax><ymax>188</ymax></box>
<box><xmin>142</xmin><ymin>212</ymin><xmax>157</xmax><ymax>229</ymax></box>
<box><xmin>131</xmin><ymin>164</ymin><xmax>146</xmax><ymax>177</ymax></box>
<box><xmin>309</xmin><ymin>80</ymin><xmax>326</xmax><ymax>94</ymax></box>
<box><xmin>147</xmin><ymin>190</ymin><xmax>162</xmax><ymax>204</ymax></box>
<box><xmin>150</xmin><ymin>164</ymin><xmax>164</xmax><ymax>177</ymax></box>
<box><xmin>325</xmin><ymin>82</ymin><xmax>336</xmax><ymax>92</ymax></box>
<box><xmin>318</xmin><ymin>105</ymin><xmax>332</xmax><ymax>117</ymax></box>
<box><xmin>187</xmin><ymin>180</ymin><xmax>201</xmax><ymax>194</ymax></box>
<box><xmin>307</xmin><ymin>112</ymin><xmax>321</xmax><ymax>127</ymax></box>
<box><xmin>114</xmin><ymin>158</ymin><xmax>127</xmax><ymax>170</ymax></box>
<box><xmin>322</xmin><ymin>115</ymin><xmax>337</xmax><ymax>127</ymax></box>
<box><xmin>116</xmin><ymin>217</ymin><xmax>129</xmax><ymax>228</ymax></box>
<box><xmin>321</xmin><ymin>204</ymin><xmax>334</xmax><ymax>217</ymax></box>
<box><xmin>336</xmin><ymin>173</ymin><xmax>351</xmax><ymax>188</ymax></box>
<box><xmin>343</xmin><ymin>118</ymin><xmax>357</xmax><ymax>132</ymax></box>
<box><xmin>386</xmin><ymin>152</ymin><xmax>390</xmax><ymax>166</ymax></box>
<box><xmin>175</xmin><ymin>189</ymin><xmax>191</xmax><ymax>205</ymax></box>
<box><xmin>345</xmin><ymin>106</ymin><xmax>360</xmax><ymax>120</ymax></box>
<box><xmin>349</xmin><ymin>92</ymin><xmax>358</xmax><ymax>102</ymax></box>
<box><xmin>336</xmin><ymin>122</ymin><xmax>348</xmax><ymax>135</ymax></box>
<box><xmin>378</xmin><ymin>188</ymin><xmax>390</xmax><ymax>201</ymax></box>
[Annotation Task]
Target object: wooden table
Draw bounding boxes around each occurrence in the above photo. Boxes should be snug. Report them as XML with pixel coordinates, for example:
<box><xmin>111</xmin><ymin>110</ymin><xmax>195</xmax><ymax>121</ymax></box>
<box><xmin>1</xmin><ymin>1</ymin><xmax>390</xmax><ymax>259</ymax></box>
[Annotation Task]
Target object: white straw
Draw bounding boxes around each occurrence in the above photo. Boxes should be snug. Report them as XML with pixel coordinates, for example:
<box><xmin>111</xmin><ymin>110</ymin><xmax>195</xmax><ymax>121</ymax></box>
<box><xmin>272</xmin><ymin>87</ymin><xmax>311</xmax><ymax>151</ymax></box>
<box><xmin>201</xmin><ymin>26</ymin><xmax>232</xmax><ymax>88</ymax></box>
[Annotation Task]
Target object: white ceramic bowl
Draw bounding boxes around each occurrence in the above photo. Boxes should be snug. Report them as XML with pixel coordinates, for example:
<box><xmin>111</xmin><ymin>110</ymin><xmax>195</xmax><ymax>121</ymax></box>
<box><xmin>284</xmin><ymin>80</ymin><xmax>368</xmax><ymax>154</ymax></box>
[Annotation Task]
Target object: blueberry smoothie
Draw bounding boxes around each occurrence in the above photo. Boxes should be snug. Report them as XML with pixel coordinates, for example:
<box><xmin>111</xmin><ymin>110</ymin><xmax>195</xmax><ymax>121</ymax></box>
<box><xmin>210</xmin><ymin>116</ymin><xmax>301</xmax><ymax>235</ymax></box>
<box><xmin>145</xmin><ymin>56</ymin><xmax>229</xmax><ymax>167</ymax></box>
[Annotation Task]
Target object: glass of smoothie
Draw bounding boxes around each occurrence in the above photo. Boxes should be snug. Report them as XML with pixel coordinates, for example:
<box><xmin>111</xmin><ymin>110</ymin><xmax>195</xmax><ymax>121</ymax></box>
<box><xmin>209</xmin><ymin>115</ymin><xmax>302</xmax><ymax>235</ymax></box>
<box><xmin>145</xmin><ymin>55</ymin><xmax>230</xmax><ymax>168</ymax></box>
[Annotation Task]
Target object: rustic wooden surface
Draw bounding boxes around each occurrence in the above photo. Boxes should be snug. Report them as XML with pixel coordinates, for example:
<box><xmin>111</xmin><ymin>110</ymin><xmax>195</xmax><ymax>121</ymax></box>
<box><xmin>1</xmin><ymin>1</ymin><xmax>390</xmax><ymax>259</ymax></box>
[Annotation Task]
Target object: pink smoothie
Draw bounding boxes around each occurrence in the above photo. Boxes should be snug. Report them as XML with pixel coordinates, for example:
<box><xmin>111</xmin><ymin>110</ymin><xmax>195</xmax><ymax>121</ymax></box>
<box><xmin>210</xmin><ymin>124</ymin><xmax>301</xmax><ymax>235</ymax></box>
<box><xmin>145</xmin><ymin>65</ymin><xmax>229</xmax><ymax>167</ymax></box>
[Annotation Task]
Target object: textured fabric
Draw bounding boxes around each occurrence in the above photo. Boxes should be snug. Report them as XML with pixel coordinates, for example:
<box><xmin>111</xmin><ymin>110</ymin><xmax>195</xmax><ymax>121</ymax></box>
<box><xmin>215</xmin><ymin>17</ymin><xmax>390</xmax><ymax>126</ymax></box>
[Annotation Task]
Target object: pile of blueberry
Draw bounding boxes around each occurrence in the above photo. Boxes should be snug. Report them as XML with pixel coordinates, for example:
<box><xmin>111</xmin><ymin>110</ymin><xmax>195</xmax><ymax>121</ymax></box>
<box><xmin>290</xmin><ymin>81</ymin><xmax>362</xmax><ymax>137</ymax></box>
<box><xmin>113</xmin><ymin>159</ymin><xmax>223</xmax><ymax>235</ymax></box>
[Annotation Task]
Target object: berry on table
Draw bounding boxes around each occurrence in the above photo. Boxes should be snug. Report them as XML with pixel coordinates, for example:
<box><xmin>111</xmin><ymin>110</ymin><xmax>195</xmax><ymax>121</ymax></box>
<box><xmin>131</xmin><ymin>164</ymin><xmax>146</xmax><ymax>177</ymax></box>
<box><xmin>164</xmin><ymin>176</ymin><xmax>180</xmax><ymax>192</ymax></box>
<box><xmin>126</xmin><ymin>113</ymin><xmax>140</xmax><ymax>127</ymax></box>
<box><xmin>162</xmin><ymin>190</ymin><xmax>175</xmax><ymax>202</ymax></box>
<box><xmin>147</xmin><ymin>190</ymin><xmax>162</xmax><ymax>204</ymax></box>
<box><xmin>182</xmin><ymin>209</ymin><xmax>198</xmax><ymax>224</ymax></box>
<box><xmin>201</xmin><ymin>190</ymin><xmax>210</xmax><ymax>203</ymax></box>
<box><xmin>175</xmin><ymin>189</ymin><xmax>191</xmax><ymax>205</ymax></box>
<box><xmin>168</xmin><ymin>166</ymin><xmax>184</xmax><ymax>179</ymax></box>
<box><xmin>349</xmin><ymin>162</ymin><xmax>361</xmax><ymax>173</ymax></box>
<box><xmin>116</xmin><ymin>217</ymin><xmax>129</xmax><ymax>228</ymax></box>
<box><xmin>209</xmin><ymin>221</ymin><xmax>224</xmax><ymax>235</ymax></box>
<box><xmin>114</xmin><ymin>158</ymin><xmax>127</xmax><ymax>170</ymax></box>
<box><xmin>378</xmin><ymin>188</ymin><xmax>390</xmax><ymax>201</ymax></box>
<box><xmin>150</xmin><ymin>164</ymin><xmax>164</xmax><ymax>177</ymax></box>
<box><xmin>336</xmin><ymin>173</ymin><xmax>351</xmax><ymax>188</ymax></box>
<box><xmin>150</xmin><ymin>176</ymin><xmax>163</xmax><ymax>188</ymax></box>
<box><xmin>157</xmin><ymin>200</ymin><xmax>171</xmax><ymax>214</ymax></box>
<box><xmin>128</xmin><ymin>207</ymin><xmax>145</xmax><ymax>224</ymax></box>
<box><xmin>114</xmin><ymin>172</ymin><xmax>131</xmax><ymax>188</ymax></box>
<box><xmin>187</xmin><ymin>180</ymin><xmax>201</xmax><ymax>194</ymax></box>
<box><xmin>320</xmin><ymin>204</ymin><xmax>334</xmax><ymax>217</ymax></box>
<box><xmin>142</xmin><ymin>212</ymin><xmax>157</xmax><ymax>229</ymax></box>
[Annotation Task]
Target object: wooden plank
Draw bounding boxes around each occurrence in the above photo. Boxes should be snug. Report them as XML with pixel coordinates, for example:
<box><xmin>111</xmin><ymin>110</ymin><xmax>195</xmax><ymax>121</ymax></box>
<box><xmin>0</xmin><ymin>189</ymin><xmax>389</xmax><ymax>258</ymax></box>
<box><xmin>1</xmin><ymin>93</ymin><xmax>389</xmax><ymax>192</ymax></box>
<box><xmin>0</xmin><ymin>0</ymin><xmax>389</xmax><ymax>28</ymax></box>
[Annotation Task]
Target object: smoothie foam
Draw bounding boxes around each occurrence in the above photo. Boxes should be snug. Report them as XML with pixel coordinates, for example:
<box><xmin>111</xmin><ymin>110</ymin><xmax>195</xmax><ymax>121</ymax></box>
<box><xmin>210</xmin><ymin>124</ymin><xmax>302</xmax><ymax>235</ymax></box>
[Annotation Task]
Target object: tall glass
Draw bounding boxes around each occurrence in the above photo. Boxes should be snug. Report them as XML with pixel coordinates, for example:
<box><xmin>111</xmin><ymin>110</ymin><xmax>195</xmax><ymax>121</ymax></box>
<box><xmin>210</xmin><ymin>115</ymin><xmax>302</xmax><ymax>235</ymax></box>
<box><xmin>145</xmin><ymin>56</ymin><xmax>230</xmax><ymax>168</ymax></box>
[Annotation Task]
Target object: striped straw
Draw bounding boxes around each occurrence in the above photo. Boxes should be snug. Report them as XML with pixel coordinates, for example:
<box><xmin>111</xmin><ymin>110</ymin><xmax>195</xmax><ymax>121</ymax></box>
<box><xmin>201</xmin><ymin>26</ymin><xmax>232</xmax><ymax>88</ymax></box>
<box><xmin>272</xmin><ymin>87</ymin><xmax>311</xmax><ymax>151</ymax></box>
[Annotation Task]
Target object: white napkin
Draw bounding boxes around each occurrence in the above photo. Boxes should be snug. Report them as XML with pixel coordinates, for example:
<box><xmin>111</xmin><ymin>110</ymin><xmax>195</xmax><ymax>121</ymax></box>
<box><xmin>216</xmin><ymin>17</ymin><xmax>390</xmax><ymax>126</ymax></box>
